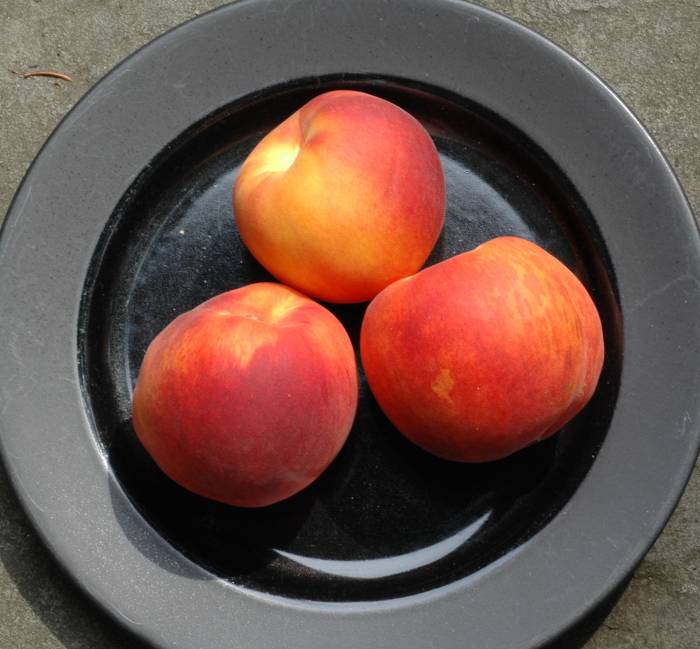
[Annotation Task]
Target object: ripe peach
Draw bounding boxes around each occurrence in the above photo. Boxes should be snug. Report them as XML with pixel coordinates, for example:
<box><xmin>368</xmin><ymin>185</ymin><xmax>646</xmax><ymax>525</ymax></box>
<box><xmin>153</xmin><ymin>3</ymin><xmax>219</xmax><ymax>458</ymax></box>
<box><xmin>360</xmin><ymin>237</ymin><xmax>604</xmax><ymax>462</ymax></box>
<box><xmin>233</xmin><ymin>90</ymin><xmax>445</xmax><ymax>303</ymax></box>
<box><xmin>132</xmin><ymin>283</ymin><xmax>358</xmax><ymax>507</ymax></box>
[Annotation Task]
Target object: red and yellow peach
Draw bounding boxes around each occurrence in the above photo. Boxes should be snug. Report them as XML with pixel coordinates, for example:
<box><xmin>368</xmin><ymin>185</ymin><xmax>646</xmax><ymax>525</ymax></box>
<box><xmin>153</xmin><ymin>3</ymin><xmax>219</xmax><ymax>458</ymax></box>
<box><xmin>234</xmin><ymin>90</ymin><xmax>445</xmax><ymax>303</ymax></box>
<box><xmin>360</xmin><ymin>236</ymin><xmax>605</xmax><ymax>462</ymax></box>
<box><xmin>132</xmin><ymin>282</ymin><xmax>358</xmax><ymax>507</ymax></box>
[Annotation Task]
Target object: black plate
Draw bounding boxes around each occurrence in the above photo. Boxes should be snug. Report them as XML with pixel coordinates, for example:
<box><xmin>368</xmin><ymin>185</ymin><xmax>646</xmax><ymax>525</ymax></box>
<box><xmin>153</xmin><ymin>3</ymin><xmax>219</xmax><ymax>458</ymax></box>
<box><xmin>1</xmin><ymin>2</ymin><xmax>698</xmax><ymax>649</ymax></box>
<box><xmin>81</xmin><ymin>79</ymin><xmax>620</xmax><ymax>602</ymax></box>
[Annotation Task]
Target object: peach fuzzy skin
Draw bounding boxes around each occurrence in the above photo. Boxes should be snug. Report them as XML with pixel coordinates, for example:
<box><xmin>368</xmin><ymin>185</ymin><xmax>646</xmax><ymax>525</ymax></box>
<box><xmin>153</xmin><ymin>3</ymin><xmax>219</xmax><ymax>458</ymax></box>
<box><xmin>233</xmin><ymin>90</ymin><xmax>445</xmax><ymax>303</ymax></box>
<box><xmin>360</xmin><ymin>237</ymin><xmax>605</xmax><ymax>462</ymax></box>
<box><xmin>132</xmin><ymin>283</ymin><xmax>358</xmax><ymax>507</ymax></box>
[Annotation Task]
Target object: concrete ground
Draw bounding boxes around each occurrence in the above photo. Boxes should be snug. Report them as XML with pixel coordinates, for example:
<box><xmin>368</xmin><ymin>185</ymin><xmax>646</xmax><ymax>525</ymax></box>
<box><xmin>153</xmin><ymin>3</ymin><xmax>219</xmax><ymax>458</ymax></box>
<box><xmin>0</xmin><ymin>1</ymin><xmax>698</xmax><ymax>648</ymax></box>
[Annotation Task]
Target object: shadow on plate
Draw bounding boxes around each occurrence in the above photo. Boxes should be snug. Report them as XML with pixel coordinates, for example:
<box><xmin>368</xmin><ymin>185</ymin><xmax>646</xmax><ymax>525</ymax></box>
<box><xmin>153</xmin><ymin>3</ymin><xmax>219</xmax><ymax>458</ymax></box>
<box><xmin>0</xmin><ymin>450</ymin><xmax>630</xmax><ymax>649</ymax></box>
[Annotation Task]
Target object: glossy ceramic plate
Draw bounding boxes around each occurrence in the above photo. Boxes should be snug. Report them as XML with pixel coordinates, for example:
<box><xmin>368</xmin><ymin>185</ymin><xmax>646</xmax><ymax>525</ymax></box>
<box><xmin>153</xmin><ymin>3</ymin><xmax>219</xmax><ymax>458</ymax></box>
<box><xmin>1</xmin><ymin>2</ymin><xmax>699</xmax><ymax>649</ymax></box>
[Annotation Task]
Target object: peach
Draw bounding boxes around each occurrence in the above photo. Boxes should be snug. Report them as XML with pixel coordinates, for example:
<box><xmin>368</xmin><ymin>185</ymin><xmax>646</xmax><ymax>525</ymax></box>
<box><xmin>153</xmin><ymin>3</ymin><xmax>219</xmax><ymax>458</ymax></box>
<box><xmin>233</xmin><ymin>90</ymin><xmax>445</xmax><ymax>303</ymax></box>
<box><xmin>132</xmin><ymin>283</ymin><xmax>358</xmax><ymax>507</ymax></box>
<box><xmin>360</xmin><ymin>237</ymin><xmax>604</xmax><ymax>462</ymax></box>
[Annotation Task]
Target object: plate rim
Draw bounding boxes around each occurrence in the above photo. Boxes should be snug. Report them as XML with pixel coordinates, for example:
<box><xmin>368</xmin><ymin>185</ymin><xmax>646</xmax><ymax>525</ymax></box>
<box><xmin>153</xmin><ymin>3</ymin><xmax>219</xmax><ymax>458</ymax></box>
<box><xmin>1</xmin><ymin>1</ymin><xmax>699</xmax><ymax>648</ymax></box>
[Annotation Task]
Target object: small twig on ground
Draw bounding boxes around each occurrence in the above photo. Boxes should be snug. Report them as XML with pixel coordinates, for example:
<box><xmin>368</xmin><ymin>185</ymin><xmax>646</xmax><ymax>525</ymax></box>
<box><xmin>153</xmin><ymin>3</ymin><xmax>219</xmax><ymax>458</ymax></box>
<box><xmin>10</xmin><ymin>69</ymin><xmax>73</xmax><ymax>82</ymax></box>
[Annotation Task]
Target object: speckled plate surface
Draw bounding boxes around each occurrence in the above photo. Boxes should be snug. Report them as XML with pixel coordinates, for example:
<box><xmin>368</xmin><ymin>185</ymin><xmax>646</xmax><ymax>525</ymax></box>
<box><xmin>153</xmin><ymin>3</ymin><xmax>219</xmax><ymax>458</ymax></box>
<box><xmin>1</xmin><ymin>2</ymin><xmax>699</xmax><ymax>649</ymax></box>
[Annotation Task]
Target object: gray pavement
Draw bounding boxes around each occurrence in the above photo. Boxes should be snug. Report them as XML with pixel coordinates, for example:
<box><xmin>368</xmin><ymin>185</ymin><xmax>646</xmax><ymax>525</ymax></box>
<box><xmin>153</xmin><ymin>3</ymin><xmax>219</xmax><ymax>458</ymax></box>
<box><xmin>1</xmin><ymin>1</ymin><xmax>698</xmax><ymax>648</ymax></box>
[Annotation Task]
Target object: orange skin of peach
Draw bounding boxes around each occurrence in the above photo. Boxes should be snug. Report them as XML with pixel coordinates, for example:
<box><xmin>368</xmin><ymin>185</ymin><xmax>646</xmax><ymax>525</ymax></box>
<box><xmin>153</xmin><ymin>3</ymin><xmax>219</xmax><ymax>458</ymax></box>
<box><xmin>360</xmin><ymin>237</ymin><xmax>605</xmax><ymax>462</ymax></box>
<box><xmin>233</xmin><ymin>90</ymin><xmax>445</xmax><ymax>303</ymax></box>
<box><xmin>132</xmin><ymin>283</ymin><xmax>358</xmax><ymax>507</ymax></box>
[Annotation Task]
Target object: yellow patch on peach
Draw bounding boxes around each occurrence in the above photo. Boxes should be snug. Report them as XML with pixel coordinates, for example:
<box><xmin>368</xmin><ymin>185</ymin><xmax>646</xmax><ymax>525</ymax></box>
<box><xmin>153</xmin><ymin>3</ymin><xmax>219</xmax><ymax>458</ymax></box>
<box><xmin>255</xmin><ymin>142</ymin><xmax>301</xmax><ymax>176</ymax></box>
<box><xmin>431</xmin><ymin>368</ymin><xmax>455</xmax><ymax>403</ymax></box>
<box><xmin>224</xmin><ymin>318</ymin><xmax>279</xmax><ymax>369</ymax></box>
<box><xmin>229</xmin><ymin>285</ymin><xmax>307</xmax><ymax>324</ymax></box>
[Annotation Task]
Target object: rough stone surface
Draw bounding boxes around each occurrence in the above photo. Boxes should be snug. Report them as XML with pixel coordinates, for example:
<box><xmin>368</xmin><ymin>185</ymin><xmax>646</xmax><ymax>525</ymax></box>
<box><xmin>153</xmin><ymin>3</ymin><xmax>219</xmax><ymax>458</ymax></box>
<box><xmin>0</xmin><ymin>1</ymin><xmax>698</xmax><ymax>648</ymax></box>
